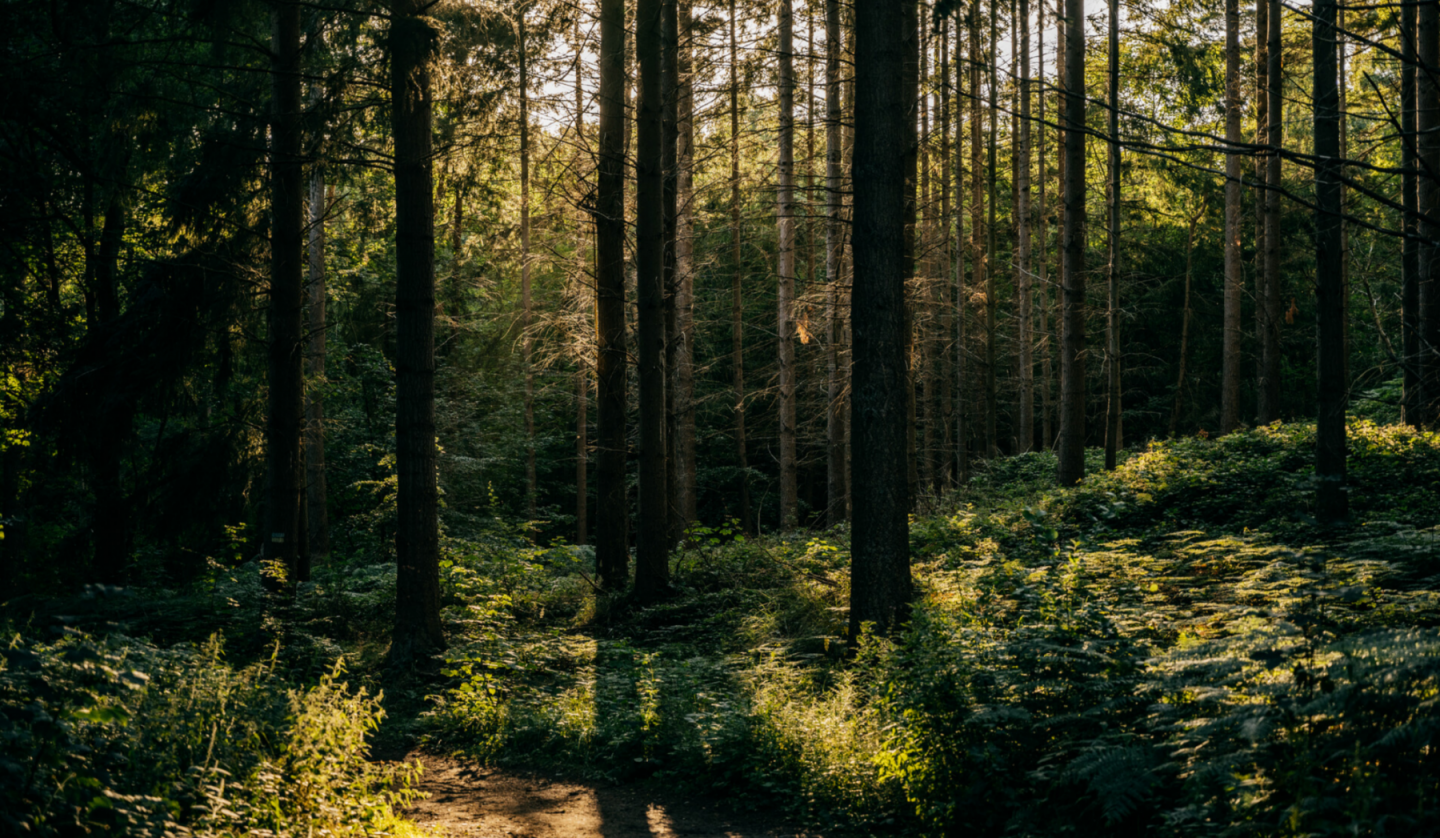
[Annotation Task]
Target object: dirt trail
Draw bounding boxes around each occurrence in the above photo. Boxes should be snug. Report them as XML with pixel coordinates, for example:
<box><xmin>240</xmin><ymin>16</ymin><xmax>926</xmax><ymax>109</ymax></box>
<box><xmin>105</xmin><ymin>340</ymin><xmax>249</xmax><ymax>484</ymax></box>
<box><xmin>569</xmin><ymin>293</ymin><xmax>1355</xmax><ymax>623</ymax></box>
<box><xmin>405</xmin><ymin>755</ymin><xmax>824</xmax><ymax>838</ymax></box>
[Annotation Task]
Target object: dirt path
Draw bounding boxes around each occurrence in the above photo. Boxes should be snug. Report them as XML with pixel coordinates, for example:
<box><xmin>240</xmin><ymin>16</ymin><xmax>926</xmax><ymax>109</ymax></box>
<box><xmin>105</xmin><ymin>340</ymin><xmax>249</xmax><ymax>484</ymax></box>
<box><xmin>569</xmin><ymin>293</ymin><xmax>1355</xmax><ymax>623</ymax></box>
<box><xmin>405</xmin><ymin>755</ymin><xmax>825</xmax><ymax>838</ymax></box>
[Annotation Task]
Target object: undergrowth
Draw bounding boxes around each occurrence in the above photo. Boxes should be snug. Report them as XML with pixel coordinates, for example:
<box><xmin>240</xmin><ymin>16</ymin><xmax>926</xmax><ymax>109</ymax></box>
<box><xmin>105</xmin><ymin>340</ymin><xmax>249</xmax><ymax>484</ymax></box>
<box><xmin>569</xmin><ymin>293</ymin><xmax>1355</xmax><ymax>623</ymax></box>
<box><xmin>425</xmin><ymin>420</ymin><xmax>1440</xmax><ymax>837</ymax></box>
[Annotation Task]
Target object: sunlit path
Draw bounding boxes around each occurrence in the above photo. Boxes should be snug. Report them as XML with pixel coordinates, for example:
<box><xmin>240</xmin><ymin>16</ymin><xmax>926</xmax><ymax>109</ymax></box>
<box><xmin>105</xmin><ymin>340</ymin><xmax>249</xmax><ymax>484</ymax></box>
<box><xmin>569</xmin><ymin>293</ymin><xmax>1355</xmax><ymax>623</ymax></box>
<box><xmin>406</xmin><ymin>756</ymin><xmax>824</xmax><ymax>838</ymax></box>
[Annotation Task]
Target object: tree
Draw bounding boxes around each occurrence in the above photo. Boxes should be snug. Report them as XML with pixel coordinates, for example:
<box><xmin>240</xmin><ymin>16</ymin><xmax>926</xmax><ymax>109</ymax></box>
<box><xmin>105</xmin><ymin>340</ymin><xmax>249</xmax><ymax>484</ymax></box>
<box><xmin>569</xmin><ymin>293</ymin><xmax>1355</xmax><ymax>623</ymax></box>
<box><xmin>903</xmin><ymin>0</ymin><xmax>920</xmax><ymax>500</ymax></box>
<box><xmin>1056</xmin><ymin>0</ymin><xmax>1086</xmax><ymax>486</ymax></box>
<box><xmin>669</xmin><ymin>0</ymin><xmax>697</xmax><ymax>540</ymax></box>
<box><xmin>389</xmin><ymin>0</ymin><xmax>445</xmax><ymax>665</ymax></box>
<box><xmin>267</xmin><ymin>0</ymin><xmax>306</xmax><ymax>586</ymax></box>
<box><xmin>777</xmin><ymin>0</ymin><xmax>798</xmax><ymax>529</ymax></box>
<box><xmin>1038</xmin><ymin>9</ymin><xmax>1053</xmax><ymax>450</ymax></box>
<box><xmin>1258</xmin><ymin>0</ymin><xmax>1282</xmax><ymax>425</ymax></box>
<box><xmin>969</xmin><ymin>0</ymin><xmax>985</xmax><ymax>468</ymax></box>
<box><xmin>985</xmin><ymin>0</ymin><xmax>998</xmax><ymax>459</ymax></box>
<box><xmin>1220</xmin><ymin>0</ymin><xmax>1242</xmax><ymax>434</ymax></box>
<box><xmin>1103</xmin><ymin>0</ymin><xmax>1121</xmax><ymax>471</ymax></box>
<box><xmin>1403</xmin><ymin>0</ymin><xmax>1420</xmax><ymax>426</ymax></box>
<box><xmin>825</xmin><ymin>0</ymin><xmax>847</xmax><ymax>525</ymax></box>
<box><xmin>1313</xmin><ymin>0</ymin><xmax>1346</xmax><ymax>521</ymax></box>
<box><xmin>595</xmin><ymin>0</ymin><xmax>629</xmax><ymax>589</ymax></box>
<box><xmin>1016</xmin><ymin>0</ymin><xmax>1033</xmax><ymax>454</ymax></box>
<box><xmin>305</xmin><ymin>171</ymin><xmax>330</xmax><ymax>562</ymax></box>
<box><xmin>849</xmin><ymin>0</ymin><xmax>911</xmax><ymax>639</ymax></box>
<box><xmin>635</xmin><ymin>0</ymin><xmax>670</xmax><ymax>600</ymax></box>
<box><xmin>728</xmin><ymin>0</ymin><xmax>754</xmax><ymax>533</ymax></box>
<box><xmin>954</xmin><ymin>11</ymin><xmax>970</xmax><ymax>479</ymax></box>
<box><xmin>519</xmin><ymin>9</ymin><xmax>537</xmax><ymax>520</ymax></box>
<box><xmin>1420</xmin><ymin>0</ymin><xmax>1440</xmax><ymax>424</ymax></box>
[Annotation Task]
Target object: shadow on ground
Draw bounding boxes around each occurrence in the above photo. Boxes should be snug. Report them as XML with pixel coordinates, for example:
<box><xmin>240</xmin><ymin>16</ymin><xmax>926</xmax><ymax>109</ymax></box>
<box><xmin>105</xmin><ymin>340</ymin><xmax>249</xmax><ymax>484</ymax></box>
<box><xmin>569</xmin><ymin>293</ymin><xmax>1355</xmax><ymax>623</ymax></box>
<box><xmin>404</xmin><ymin>755</ymin><xmax>825</xmax><ymax>838</ymax></box>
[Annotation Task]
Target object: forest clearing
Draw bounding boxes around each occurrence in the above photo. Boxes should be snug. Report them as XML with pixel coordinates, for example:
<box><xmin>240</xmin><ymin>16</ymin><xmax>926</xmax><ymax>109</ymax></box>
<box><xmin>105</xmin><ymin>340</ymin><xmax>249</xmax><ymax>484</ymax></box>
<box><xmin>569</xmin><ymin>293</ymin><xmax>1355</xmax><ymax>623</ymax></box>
<box><xmin>3</xmin><ymin>0</ymin><xmax>1440</xmax><ymax>834</ymax></box>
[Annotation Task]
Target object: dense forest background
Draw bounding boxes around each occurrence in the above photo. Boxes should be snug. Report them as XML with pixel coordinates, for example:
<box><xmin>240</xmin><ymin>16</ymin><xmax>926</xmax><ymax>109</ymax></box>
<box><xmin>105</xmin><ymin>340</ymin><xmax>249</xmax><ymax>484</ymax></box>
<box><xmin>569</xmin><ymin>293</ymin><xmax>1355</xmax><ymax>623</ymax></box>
<box><xmin>3</xmin><ymin>0</ymin><xmax>1440</xmax><ymax>835</ymax></box>
<box><xmin>2</xmin><ymin>0</ymin><xmax>1420</xmax><ymax>588</ymax></box>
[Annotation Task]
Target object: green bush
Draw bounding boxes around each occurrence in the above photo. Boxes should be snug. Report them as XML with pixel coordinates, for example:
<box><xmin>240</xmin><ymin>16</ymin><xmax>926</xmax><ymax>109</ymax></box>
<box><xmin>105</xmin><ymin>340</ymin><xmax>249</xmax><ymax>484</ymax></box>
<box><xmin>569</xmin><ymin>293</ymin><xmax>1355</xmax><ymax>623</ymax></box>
<box><xmin>0</xmin><ymin>630</ymin><xmax>420</xmax><ymax>838</ymax></box>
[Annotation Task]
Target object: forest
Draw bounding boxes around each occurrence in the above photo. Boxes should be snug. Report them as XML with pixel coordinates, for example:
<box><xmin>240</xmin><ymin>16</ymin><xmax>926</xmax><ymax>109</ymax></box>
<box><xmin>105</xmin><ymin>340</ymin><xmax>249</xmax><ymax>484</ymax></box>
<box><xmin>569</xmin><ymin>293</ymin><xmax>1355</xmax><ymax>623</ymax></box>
<box><xmin>2</xmin><ymin>0</ymin><xmax>1439</xmax><ymax>834</ymax></box>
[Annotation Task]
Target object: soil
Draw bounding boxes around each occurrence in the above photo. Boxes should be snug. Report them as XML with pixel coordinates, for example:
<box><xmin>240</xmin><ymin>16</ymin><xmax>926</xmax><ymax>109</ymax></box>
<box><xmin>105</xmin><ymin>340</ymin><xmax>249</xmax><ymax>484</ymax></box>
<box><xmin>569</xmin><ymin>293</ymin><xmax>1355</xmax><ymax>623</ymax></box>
<box><xmin>404</xmin><ymin>755</ymin><xmax>826</xmax><ymax>838</ymax></box>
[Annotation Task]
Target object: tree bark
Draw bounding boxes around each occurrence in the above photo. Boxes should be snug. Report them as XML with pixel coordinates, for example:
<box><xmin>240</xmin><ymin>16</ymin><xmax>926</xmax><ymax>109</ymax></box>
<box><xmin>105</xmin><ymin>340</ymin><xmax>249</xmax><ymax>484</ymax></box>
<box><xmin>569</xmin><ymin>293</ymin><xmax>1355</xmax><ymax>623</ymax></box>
<box><xmin>1039</xmin><ymin>12</ymin><xmax>1053</xmax><ymax>450</ymax></box>
<box><xmin>729</xmin><ymin>0</ymin><xmax>753</xmax><ymax>533</ymax></box>
<box><xmin>1221</xmin><ymin>0</ymin><xmax>1242</xmax><ymax>434</ymax></box>
<box><xmin>305</xmin><ymin>172</ymin><xmax>330</xmax><ymax>565</ymax></box>
<box><xmin>662</xmin><ymin>0</ymin><xmax>680</xmax><ymax>543</ymax></box>
<box><xmin>267</xmin><ymin>0</ymin><xmax>305</xmax><ymax>588</ymax></box>
<box><xmin>389</xmin><ymin>0</ymin><xmax>445</xmax><ymax>663</ymax></box>
<box><xmin>902</xmin><ymin>0</ymin><xmax>920</xmax><ymax>502</ymax></box>
<box><xmin>1171</xmin><ymin>209</ymin><xmax>1201</xmax><ymax>436</ymax></box>
<box><xmin>954</xmin><ymin>14</ymin><xmax>969</xmax><ymax>479</ymax></box>
<box><xmin>985</xmin><ymin>0</ymin><xmax>998</xmax><ymax>458</ymax></box>
<box><xmin>1313</xmin><ymin>0</ymin><xmax>1348</xmax><ymax>521</ymax></box>
<box><xmin>1420</xmin><ymin>0</ymin><xmax>1440</xmax><ymax>424</ymax></box>
<box><xmin>938</xmin><ymin>17</ymin><xmax>954</xmax><ymax>488</ymax></box>
<box><xmin>575</xmin><ymin>13</ymin><xmax>590</xmax><ymax>547</ymax></box>
<box><xmin>778</xmin><ymin>0</ymin><xmax>798</xmax><ymax>530</ymax></box>
<box><xmin>921</xmin><ymin>20</ymin><xmax>935</xmax><ymax>491</ymax></box>
<box><xmin>825</xmin><ymin>0</ymin><xmax>847</xmax><ymax>525</ymax></box>
<box><xmin>1056</xmin><ymin>0</ymin><xmax>1086</xmax><ymax>486</ymax></box>
<box><xmin>520</xmin><ymin>15</ymin><xmax>536</xmax><ymax>520</ymax></box>
<box><xmin>672</xmin><ymin>0</ymin><xmax>697</xmax><ymax>538</ymax></box>
<box><xmin>635</xmin><ymin>0</ymin><xmax>669</xmax><ymax>599</ymax></box>
<box><xmin>1260</xmin><ymin>0</ymin><xmax>1282</xmax><ymax>424</ymax></box>
<box><xmin>1017</xmin><ymin>0</ymin><xmax>1033</xmax><ymax>454</ymax></box>
<box><xmin>595</xmin><ymin>0</ymin><xmax>629</xmax><ymax>589</ymax></box>
<box><xmin>1254</xmin><ymin>0</ymin><xmax>1269</xmax><ymax>423</ymax></box>
<box><xmin>1103</xmin><ymin>0</ymin><xmax>1120</xmax><ymax>471</ymax></box>
<box><xmin>850</xmin><ymin>0</ymin><xmax>912</xmax><ymax>640</ymax></box>
<box><xmin>1404</xmin><ymin>0</ymin><xmax>1420</xmax><ymax>426</ymax></box>
<box><xmin>968</xmin><ymin>2</ymin><xmax>984</xmax><ymax>473</ymax></box>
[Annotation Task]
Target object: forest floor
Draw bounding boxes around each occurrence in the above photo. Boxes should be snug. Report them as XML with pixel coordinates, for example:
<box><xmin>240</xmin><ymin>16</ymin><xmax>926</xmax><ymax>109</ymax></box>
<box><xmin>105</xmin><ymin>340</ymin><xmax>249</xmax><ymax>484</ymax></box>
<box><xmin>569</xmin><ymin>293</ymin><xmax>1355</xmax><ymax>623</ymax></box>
<box><xmin>404</xmin><ymin>754</ymin><xmax>824</xmax><ymax>838</ymax></box>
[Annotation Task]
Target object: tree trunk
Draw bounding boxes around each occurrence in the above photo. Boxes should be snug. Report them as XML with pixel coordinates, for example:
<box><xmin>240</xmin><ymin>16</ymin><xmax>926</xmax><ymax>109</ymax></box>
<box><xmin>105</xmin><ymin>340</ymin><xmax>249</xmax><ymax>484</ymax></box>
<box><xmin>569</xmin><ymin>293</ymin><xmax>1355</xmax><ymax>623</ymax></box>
<box><xmin>1221</xmin><ymin>0</ymin><xmax>1242</xmax><ymax>434</ymax></box>
<box><xmin>1313</xmin><ymin>0</ymin><xmax>1347</xmax><ymax>521</ymax></box>
<box><xmin>575</xmin><ymin>14</ymin><xmax>590</xmax><ymax>548</ymax></box>
<box><xmin>729</xmin><ymin>0</ymin><xmax>753</xmax><ymax>533</ymax></box>
<box><xmin>1339</xmin><ymin>11</ymin><xmax>1350</xmax><ymax>390</ymax></box>
<box><xmin>389</xmin><ymin>0</ymin><xmax>445</xmax><ymax>663</ymax></box>
<box><xmin>672</xmin><ymin>0</ymin><xmax>697</xmax><ymax>538</ymax></box>
<box><xmin>921</xmin><ymin>21</ymin><xmax>937</xmax><ymax>491</ymax></box>
<box><xmin>520</xmin><ymin>15</ymin><xmax>536</xmax><ymax>520</ymax></box>
<box><xmin>1171</xmin><ymin>210</ymin><xmax>1200</xmax><ymax>436</ymax></box>
<box><xmin>1403</xmin><ymin>0</ymin><xmax>1420</xmax><ymax>426</ymax></box>
<box><xmin>1422</xmin><ymin>0</ymin><xmax>1440</xmax><ymax>424</ymax></box>
<box><xmin>635</xmin><ymin>0</ymin><xmax>669</xmax><ymax>599</ymax></box>
<box><xmin>1056</xmin><ymin>0</ymin><xmax>1086</xmax><ymax>486</ymax></box>
<box><xmin>777</xmin><ymin>0</ymin><xmax>798</xmax><ymax>530</ymax></box>
<box><xmin>267</xmin><ymin>0</ymin><xmax>305</xmax><ymax>588</ymax></box>
<box><xmin>954</xmin><ymin>15</ymin><xmax>969</xmax><ymax>481</ymax></box>
<box><xmin>850</xmin><ymin>0</ymin><xmax>912</xmax><ymax>640</ymax></box>
<box><xmin>595</xmin><ymin>0</ymin><xmax>629</xmax><ymax>588</ymax></box>
<box><xmin>903</xmin><ymin>0</ymin><xmax>920</xmax><ymax>503</ymax></box>
<box><xmin>939</xmin><ymin>18</ymin><xmax>954</xmax><ymax>489</ymax></box>
<box><xmin>90</xmin><ymin>196</ymin><xmax>130</xmax><ymax>584</ymax></box>
<box><xmin>1260</xmin><ymin>0</ymin><xmax>1282</xmax><ymax>424</ymax></box>
<box><xmin>1039</xmin><ymin>13</ymin><xmax>1053</xmax><ymax>450</ymax></box>
<box><xmin>305</xmin><ymin>171</ymin><xmax>330</xmax><ymax>565</ymax></box>
<box><xmin>1254</xmin><ymin>0</ymin><xmax>1269</xmax><ymax>423</ymax></box>
<box><xmin>968</xmin><ymin>2</ymin><xmax>984</xmax><ymax>473</ymax></box>
<box><xmin>985</xmin><ymin>0</ymin><xmax>998</xmax><ymax>458</ymax></box>
<box><xmin>1103</xmin><ymin>0</ymin><xmax>1120</xmax><ymax>471</ymax></box>
<box><xmin>1017</xmin><ymin>0</ymin><xmax>1033</xmax><ymax>454</ymax></box>
<box><xmin>825</xmin><ymin>0</ymin><xmax>847</xmax><ymax>525</ymax></box>
<box><xmin>662</xmin><ymin>0</ymin><xmax>679</xmax><ymax>543</ymax></box>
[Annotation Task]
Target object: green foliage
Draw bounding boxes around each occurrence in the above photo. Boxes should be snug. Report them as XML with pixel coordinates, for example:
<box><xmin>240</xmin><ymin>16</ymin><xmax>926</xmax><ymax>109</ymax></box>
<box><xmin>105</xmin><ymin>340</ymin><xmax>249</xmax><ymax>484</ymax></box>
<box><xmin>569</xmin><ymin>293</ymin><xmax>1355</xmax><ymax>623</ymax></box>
<box><xmin>428</xmin><ymin>422</ymin><xmax>1440</xmax><ymax>835</ymax></box>
<box><xmin>0</xmin><ymin>630</ymin><xmax>420</xmax><ymax>838</ymax></box>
